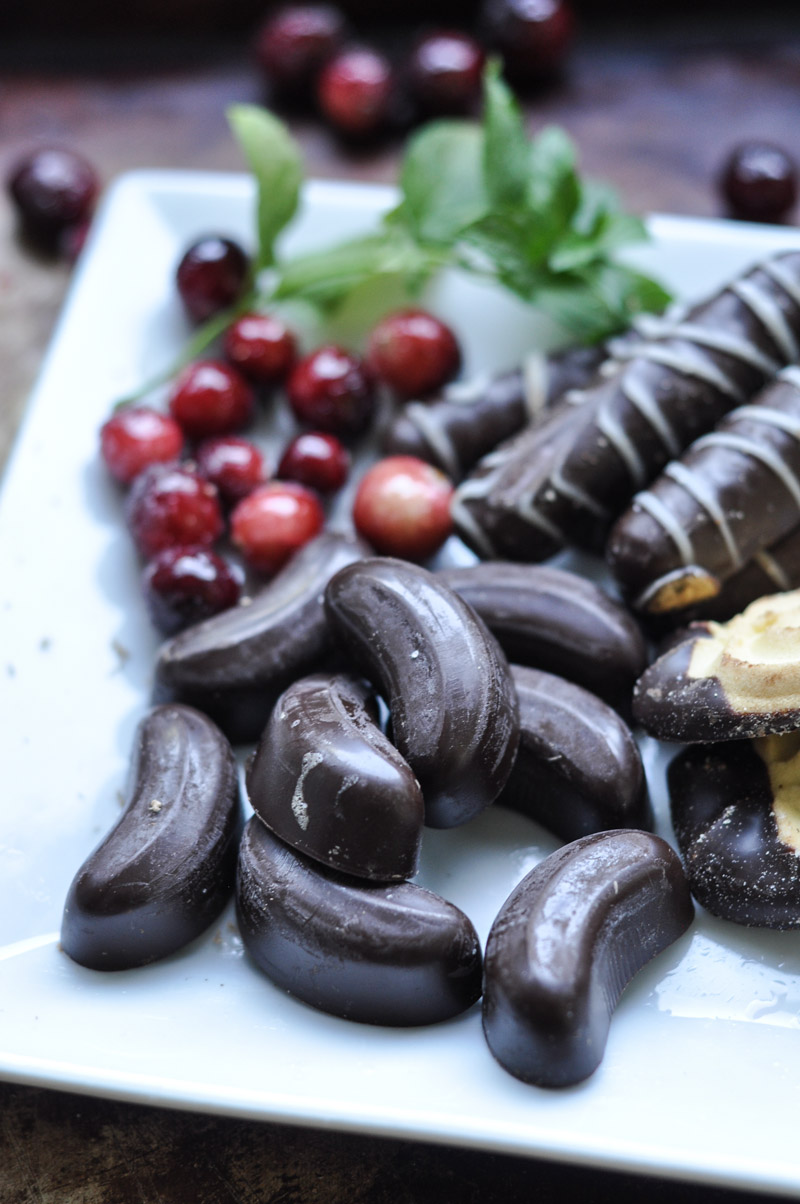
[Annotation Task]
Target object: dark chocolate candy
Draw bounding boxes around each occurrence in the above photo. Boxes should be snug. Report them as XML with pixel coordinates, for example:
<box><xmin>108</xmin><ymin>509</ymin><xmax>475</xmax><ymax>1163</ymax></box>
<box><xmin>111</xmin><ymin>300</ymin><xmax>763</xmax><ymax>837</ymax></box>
<box><xmin>246</xmin><ymin>673</ymin><xmax>424</xmax><ymax>881</ymax></box>
<box><xmin>632</xmin><ymin>590</ymin><xmax>800</xmax><ymax>742</ymax></box>
<box><xmin>236</xmin><ymin>817</ymin><xmax>483</xmax><ymax>1026</ymax></box>
<box><xmin>324</xmin><ymin>557</ymin><xmax>520</xmax><ymax>829</ymax></box>
<box><xmin>669</xmin><ymin>735</ymin><xmax>800</xmax><ymax>928</ymax></box>
<box><xmin>498</xmin><ymin>666</ymin><xmax>652</xmax><ymax>841</ymax></box>
<box><xmin>453</xmin><ymin>252</ymin><xmax>800</xmax><ymax>562</ymax></box>
<box><xmin>482</xmin><ymin>830</ymin><xmax>694</xmax><ymax>1088</ymax></box>
<box><xmin>382</xmin><ymin>344</ymin><xmax>608</xmax><ymax>482</ymax></box>
<box><xmin>154</xmin><ymin>530</ymin><xmax>369</xmax><ymax>743</ymax></box>
<box><xmin>608</xmin><ymin>365</ymin><xmax>800</xmax><ymax>612</ymax></box>
<box><xmin>437</xmin><ymin>561</ymin><xmax>647</xmax><ymax>713</ymax></box>
<box><xmin>61</xmin><ymin>704</ymin><xmax>242</xmax><ymax>971</ymax></box>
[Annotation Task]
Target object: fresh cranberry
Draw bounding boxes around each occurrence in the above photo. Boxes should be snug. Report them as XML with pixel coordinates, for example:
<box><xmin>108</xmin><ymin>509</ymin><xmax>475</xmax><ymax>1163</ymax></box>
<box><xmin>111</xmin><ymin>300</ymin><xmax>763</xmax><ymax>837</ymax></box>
<box><xmin>143</xmin><ymin>546</ymin><xmax>242</xmax><ymax>635</ymax></box>
<box><xmin>277</xmin><ymin>431</ymin><xmax>350</xmax><ymax>494</ymax></box>
<box><xmin>483</xmin><ymin>0</ymin><xmax>575</xmax><ymax>88</ymax></box>
<box><xmin>175</xmin><ymin>236</ymin><xmax>250</xmax><ymax>324</ymax></box>
<box><xmin>286</xmin><ymin>345</ymin><xmax>375</xmax><ymax>438</ymax></box>
<box><xmin>168</xmin><ymin>360</ymin><xmax>255</xmax><ymax>441</ymax></box>
<box><xmin>254</xmin><ymin>4</ymin><xmax>346</xmax><ymax>99</ymax></box>
<box><xmin>195</xmin><ymin>435</ymin><xmax>268</xmax><ymax>505</ymax></box>
<box><xmin>720</xmin><ymin>142</ymin><xmax>799</xmax><ymax>224</ymax></box>
<box><xmin>100</xmin><ymin>407</ymin><xmax>184</xmax><ymax>486</ymax></box>
<box><xmin>352</xmin><ymin>455</ymin><xmax>454</xmax><ymax>561</ymax></box>
<box><xmin>7</xmin><ymin>147</ymin><xmax>98</xmax><ymax>253</ymax></box>
<box><xmin>367</xmin><ymin>309</ymin><xmax>462</xmax><ymax>398</ymax></box>
<box><xmin>223</xmin><ymin>312</ymin><xmax>298</xmax><ymax>385</ymax></box>
<box><xmin>231</xmin><ymin>481</ymin><xmax>325</xmax><ymax>576</ymax></box>
<box><xmin>407</xmin><ymin>31</ymin><xmax>486</xmax><ymax>116</ymax></box>
<box><xmin>316</xmin><ymin>47</ymin><xmax>395</xmax><ymax>139</ymax></box>
<box><xmin>125</xmin><ymin>463</ymin><xmax>224</xmax><ymax>560</ymax></box>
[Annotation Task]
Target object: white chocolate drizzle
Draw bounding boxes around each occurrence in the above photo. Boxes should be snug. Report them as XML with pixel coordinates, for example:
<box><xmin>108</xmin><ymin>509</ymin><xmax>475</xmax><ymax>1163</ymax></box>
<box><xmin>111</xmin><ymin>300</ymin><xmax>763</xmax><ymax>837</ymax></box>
<box><xmin>404</xmin><ymin>401</ymin><xmax>461</xmax><ymax>479</ymax></box>
<box><xmin>760</xmin><ymin>257</ymin><xmax>800</xmax><ymax>311</ymax></box>
<box><xmin>730</xmin><ymin>278</ymin><xmax>800</xmax><ymax>362</ymax></box>
<box><xmin>621</xmin><ymin>372</ymin><xmax>682</xmax><ymax>459</ymax></box>
<box><xmin>596</xmin><ymin>402</ymin><xmax>649</xmax><ymax>487</ymax></box>
<box><xmin>692</xmin><ymin>430</ymin><xmax>800</xmax><ymax>511</ymax></box>
<box><xmin>754</xmin><ymin>548</ymin><xmax>793</xmax><ymax>592</ymax></box>
<box><xmin>664</xmin><ymin>460</ymin><xmax>743</xmax><ymax>569</ymax></box>
<box><xmin>522</xmin><ymin>352</ymin><xmax>550</xmax><ymax>420</ymax></box>
<box><xmin>632</xmin><ymin>490</ymin><xmax>696</xmax><ymax>565</ymax></box>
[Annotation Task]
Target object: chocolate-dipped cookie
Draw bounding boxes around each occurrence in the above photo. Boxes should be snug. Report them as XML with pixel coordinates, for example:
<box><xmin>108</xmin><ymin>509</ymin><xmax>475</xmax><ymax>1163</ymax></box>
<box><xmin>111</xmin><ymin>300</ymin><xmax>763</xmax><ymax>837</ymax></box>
<box><xmin>246</xmin><ymin>673</ymin><xmax>424</xmax><ymax>881</ymax></box>
<box><xmin>669</xmin><ymin>735</ymin><xmax>800</xmax><ymax>928</ymax></box>
<box><xmin>608</xmin><ymin>365</ymin><xmax>800</xmax><ymax>613</ymax></box>
<box><xmin>61</xmin><ymin>704</ymin><xmax>242</xmax><ymax>971</ymax></box>
<box><xmin>236</xmin><ymin>818</ymin><xmax>483</xmax><ymax>1026</ymax></box>
<box><xmin>154</xmin><ymin>530</ymin><xmax>369</xmax><ymax>743</ymax></box>
<box><xmin>482</xmin><ymin>830</ymin><xmax>694</xmax><ymax>1088</ymax></box>
<box><xmin>452</xmin><ymin>252</ymin><xmax>800</xmax><ymax>562</ymax></box>
<box><xmin>498</xmin><ymin>666</ymin><xmax>652</xmax><ymax>841</ymax></box>
<box><xmin>633</xmin><ymin>590</ymin><xmax>800</xmax><ymax>741</ymax></box>
<box><xmin>437</xmin><ymin>561</ymin><xmax>647</xmax><ymax>713</ymax></box>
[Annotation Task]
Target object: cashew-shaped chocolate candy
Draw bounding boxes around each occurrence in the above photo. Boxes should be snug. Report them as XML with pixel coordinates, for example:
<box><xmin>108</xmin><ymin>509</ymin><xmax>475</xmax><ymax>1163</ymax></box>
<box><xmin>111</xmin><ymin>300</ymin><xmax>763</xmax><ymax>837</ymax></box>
<box><xmin>453</xmin><ymin>252</ymin><xmax>800</xmax><ymax>562</ymax></box>
<box><xmin>246</xmin><ymin>673</ymin><xmax>424</xmax><ymax>881</ymax></box>
<box><xmin>482</xmin><ymin>831</ymin><xmax>694</xmax><ymax>1088</ymax></box>
<box><xmin>669</xmin><ymin>734</ymin><xmax>800</xmax><ymax>928</ymax></box>
<box><xmin>61</xmin><ymin>704</ymin><xmax>242</xmax><ymax>971</ymax></box>
<box><xmin>155</xmin><ymin>530</ymin><xmax>369</xmax><ymax>742</ymax></box>
<box><xmin>236</xmin><ymin>818</ymin><xmax>483</xmax><ymax>1025</ymax></box>
<box><xmin>438</xmin><ymin>561</ymin><xmax>647</xmax><ymax>714</ymax></box>
<box><xmin>633</xmin><ymin>590</ymin><xmax>800</xmax><ymax>742</ymax></box>
<box><xmin>498</xmin><ymin>666</ymin><xmax>652</xmax><ymax>841</ymax></box>
<box><xmin>324</xmin><ymin>558</ymin><xmax>520</xmax><ymax>828</ymax></box>
<box><xmin>608</xmin><ymin>365</ymin><xmax>800</xmax><ymax>614</ymax></box>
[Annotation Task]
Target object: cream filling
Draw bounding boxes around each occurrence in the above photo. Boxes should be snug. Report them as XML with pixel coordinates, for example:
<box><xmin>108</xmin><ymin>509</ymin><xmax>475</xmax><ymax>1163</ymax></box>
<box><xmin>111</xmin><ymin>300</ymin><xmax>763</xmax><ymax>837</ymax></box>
<box><xmin>687</xmin><ymin>590</ymin><xmax>800</xmax><ymax>713</ymax></box>
<box><xmin>753</xmin><ymin>731</ymin><xmax>800</xmax><ymax>853</ymax></box>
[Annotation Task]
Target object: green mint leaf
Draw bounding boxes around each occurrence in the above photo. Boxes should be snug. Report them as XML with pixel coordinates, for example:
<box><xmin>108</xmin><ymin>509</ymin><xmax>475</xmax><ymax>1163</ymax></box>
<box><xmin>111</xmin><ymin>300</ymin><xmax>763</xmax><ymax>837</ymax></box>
<box><xmin>398</xmin><ymin>120</ymin><xmax>488</xmax><ymax>246</ymax></box>
<box><xmin>227</xmin><ymin>104</ymin><xmax>303</xmax><ymax>272</ymax></box>
<box><xmin>482</xmin><ymin>60</ymin><xmax>530</xmax><ymax>209</ymax></box>
<box><xmin>526</xmin><ymin>125</ymin><xmax>581</xmax><ymax>224</ymax></box>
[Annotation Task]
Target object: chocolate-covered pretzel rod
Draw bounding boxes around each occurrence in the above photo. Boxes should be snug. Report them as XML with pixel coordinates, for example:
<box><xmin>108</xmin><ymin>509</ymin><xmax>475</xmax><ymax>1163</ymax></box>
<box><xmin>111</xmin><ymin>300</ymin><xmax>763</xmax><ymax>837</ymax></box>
<box><xmin>452</xmin><ymin>252</ymin><xmax>800</xmax><ymax>562</ymax></box>
<box><xmin>608</xmin><ymin>365</ymin><xmax>800</xmax><ymax>613</ymax></box>
<box><xmin>382</xmin><ymin>344</ymin><xmax>609</xmax><ymax>482</ymax></box>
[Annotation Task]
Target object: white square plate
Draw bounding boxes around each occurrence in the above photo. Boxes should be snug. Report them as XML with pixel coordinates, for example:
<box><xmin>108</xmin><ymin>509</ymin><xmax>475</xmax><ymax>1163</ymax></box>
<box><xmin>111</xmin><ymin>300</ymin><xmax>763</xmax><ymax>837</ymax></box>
<box><xmin>3</xmin><ymin>172</ymin><xmax>800</xmax><ymax>1196</ymax></box>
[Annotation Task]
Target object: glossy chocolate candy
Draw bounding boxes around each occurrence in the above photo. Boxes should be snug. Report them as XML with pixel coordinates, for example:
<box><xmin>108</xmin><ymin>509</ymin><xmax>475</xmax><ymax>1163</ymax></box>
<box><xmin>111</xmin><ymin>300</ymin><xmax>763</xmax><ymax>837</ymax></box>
<box><xmin>498</xmin><ymin>666</ymin><xmax>652</xmax><ymax>841</ymax></box>
<box><xmin>246</xmin><ymin>673</ymin><xmax>424</xmax><ymax>881</ymax></box>
<box><xmin>61</xmin><ymin>704</ymin><xmax>242</xmax><ymax>971</ymax></box>
<box><xmin>633</xmin><ymin>590</ymin><xmax>800</xmax><ymax>742</ymax></box>
<box><xmin>154</xmin><ymin>530</ymin><xmax>369</xmax><ymax>743</ymax></box>
<box><xmin>236</xmin><ymin>818</ymin><xmax>483</xmax><ymax>1025</ymax></box>
<box><xmin>438</xmin><ymin>561</ymin><xmax>647</xmax><ymax>713</ymax></box>
<box><xmin>482</xmin><ymin>830</ymin><xmax>694</xmax><ymax>1088</ymax></box>
<box><xmin>669</xmin><ymin>735</ymin><xmax>800</xmax><ymax>928</ymax></box>
<box><xmin>323</xmin><ymin>557</ymin><xmax>520</xmax><ymax>828</ymax></box>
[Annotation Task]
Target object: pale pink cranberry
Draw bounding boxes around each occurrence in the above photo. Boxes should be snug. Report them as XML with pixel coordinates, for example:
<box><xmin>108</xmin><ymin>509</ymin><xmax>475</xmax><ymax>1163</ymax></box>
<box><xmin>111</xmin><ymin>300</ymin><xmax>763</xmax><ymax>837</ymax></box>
<box><xmin>125</xmin><ymin>463</ymin><xmax>224</xmax><ymax>560</ymax></box>
<box><xmin>367</xmin><ymin>309</ymin><xmax>461</xmax><ymax>398</ymax></box>
<box><xmin>231</xmin><ymin>481</ymin><xmax>325</xmax><ymax>575</ymax></box>
<box><xmin>168</xmin><ymin>360</ymin><xmax>255</xmax><ymax>441</ymax></box>
<box><xmin>352</xmin><ymin>455</ymin><xmax>454</xmax><ymax>561</ymax></box>
<box><xmin>143</xmin><ymin>546</ymin><xmax>242</xmax><ymax>635</ymax></box>
<box><xmin>100</xmin><ymin>406</ymin><xmax>184</xmax><ymax>486</ymax></box>
<box><xmin>277</xmin><ymin>431</ymin><xmax>350</xmax><ymax>494</ymax></box>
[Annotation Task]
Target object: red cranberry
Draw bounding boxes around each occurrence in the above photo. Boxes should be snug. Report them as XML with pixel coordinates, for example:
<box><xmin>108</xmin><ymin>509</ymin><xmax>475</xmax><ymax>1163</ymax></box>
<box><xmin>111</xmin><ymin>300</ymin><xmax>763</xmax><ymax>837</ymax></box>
<box><xmin>316</xmin><ymin>47</ymin><xmax>395</xmax><ymax>139</ymax></box>
<box><xmin>367</xmin><ymin>309</ymin><xmax>461</xmax><ymax>398</ymax></box>
<box><xmin>483</xmin><ymin>0</ymin><xmax>575</xmax><ymax>88</ymax></box>
<box><xmin>720</xmin><ymin>142</ymin><xmax>798</xmax><ymax>224</ymax></box>
<box><xmin>223</xmin><ymin>311</ymin><xmax>297</xmax><ymax>385</ymax></box>
<box><xmin>231</xmin><ymin>481</ymin><xmax>325</xmax><ymax>576</ymax></box>
<box><xmin>100</xmin><ymin>406</ymin><xmax>184</xmax><ymax>486</ymax></box>
<box><xmin>143</xmin><ymin>546</ymin><xmax>242</xmax><ymax>636</ymax></box>
<box><xmin>277</xmin><ymin>431</ymin><xmax>350</xmax><ymax>494</ymax></box>
<box><xmin>353</xmin><ymin>455</ymin><xmax>454</xmax><ymax>561</ymax></box>
<box><xmin>286</xmin><ymin>345</ymin><xmax>375</xmax><ymax>438</ymax></box>
<box><xmin>168</xmin><ymin>360</ymin><xmax>255</xmax><ymax>441</ymax></box>
<box><xmin>408</xmin><ymin>31</ymin><xmax>486</xmax><ymax>116</ymax></box>
<box><xmin>254</xmin><ymin>4</ymin><xmax>346</xmax><ymax>99</ymax></box>
<box><xmin>175</xmin><ymin>236</ymin><xmax>250</xmax><ymax>324</ymax></box>
<box><xmin>125</xmin><ymin>463</ymin><xmax>224</xmax><ymax>560</ymax></box>
<box><xmin>7</xmin><ymin>147</ymin><xmax>98</xmax><ymax>253</ymax></box>
<box><xmin>195</xmin><ymin>435</ymin><xmax>268</xmax><ymax>505</ymax></box>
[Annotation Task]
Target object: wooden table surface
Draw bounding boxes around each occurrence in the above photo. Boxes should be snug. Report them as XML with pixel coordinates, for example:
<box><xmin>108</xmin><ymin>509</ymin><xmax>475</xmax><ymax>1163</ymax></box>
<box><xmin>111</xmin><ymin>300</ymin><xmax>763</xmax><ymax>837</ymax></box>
<box><xmin>1</xmin><ymin>13</ymin><xmax>798</xmax><ymax>1202</ymax></box>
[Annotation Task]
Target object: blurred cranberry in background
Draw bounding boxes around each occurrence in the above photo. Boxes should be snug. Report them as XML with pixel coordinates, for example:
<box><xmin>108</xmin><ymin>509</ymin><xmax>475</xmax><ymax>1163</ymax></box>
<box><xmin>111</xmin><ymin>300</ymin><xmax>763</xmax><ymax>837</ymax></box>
<box><xmin>407</xmin><ymin>30</ymin><xmax>485</xmax><ymax>115</ymax></box>
<box><xmin>278</xmin><ymin>431</ymin><xmax>350</xmax><ymax>494</ymax></box>
<box><xmin>7</xmin><ymin>148</ymin><xmax>99</xmax><ymax>255</ymax></box>
<box><xmin>316</xmin><ymin>46</ymin><xmax>396</xmax><ymax>138</ymax></box>
<box><xmin>168</xmin><ymin>360</ymin><xmax>255</xmax><ymax>440</ymax></box>
<box><xmin>100</xmin><ymin>406</ymin><xmax>184</xmax><ymax>486</ymax></box>
<box><xmin>287</xmin><ymin>345</ymin><xmax>376</xmax><ymax>437</ymax></box>
<box><xmin>719</xmin><ymin>141</ymin><xmax>799</xmax><ymax>224</ymax></box>
<box><xmin>195</xmin><ymin>435</ymin><xmax>268</xmax><ymax>505</ymax></box>
<box><xmin>254</xmin><ymin>4</ymin><xmax>347</xmax><ymax>99</ymax></box>
<box><xmin>143</xmin><ymin>546</ymin><xmax>243</xmax><ymax>635</ymax></box>
<box><xmin>125</xmin><ymin>463</ymin><xmax>224</xmax><ymax>560</ymax></box>
<box><xmin>482</xmin><ymin>0</ymin><xmax>575</xmax><ymax>88</ymax></box>
<box><xmin>367</xmin><ymin>309</ymin><xmax>461</xmax><ymax>398</ymax></box>
<box><xmin>223</xmin><ymin>311</ymin><xmax>298</xmax><ymax>385</ymax></box>
<box><xmin>231</xmin><ymin>481</ymin><xmax>325</xmax><ymax>575</ymax></box>
<box><xmin>175</xmin><ymin>235</ymin><xmax>250</xmax><ymax>324</ymax></box>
